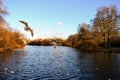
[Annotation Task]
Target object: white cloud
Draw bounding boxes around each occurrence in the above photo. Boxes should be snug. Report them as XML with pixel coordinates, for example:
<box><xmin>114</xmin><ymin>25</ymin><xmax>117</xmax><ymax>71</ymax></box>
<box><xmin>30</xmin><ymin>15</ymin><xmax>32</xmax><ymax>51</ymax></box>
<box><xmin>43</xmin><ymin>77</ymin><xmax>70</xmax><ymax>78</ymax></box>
<box><xmin>57</xmin><ymin>21</ymin><xmax>63</xmax><ymax>27</ymax></box>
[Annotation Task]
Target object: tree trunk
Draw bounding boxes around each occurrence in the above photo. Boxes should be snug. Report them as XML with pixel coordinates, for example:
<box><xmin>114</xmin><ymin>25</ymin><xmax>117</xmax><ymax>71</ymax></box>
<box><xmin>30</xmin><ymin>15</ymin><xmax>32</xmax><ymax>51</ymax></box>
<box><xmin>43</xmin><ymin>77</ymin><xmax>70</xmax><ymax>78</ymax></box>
<box><xmin>107</xmin><ymin>37</ymin><xmax>110</xmax><ymax>49</ymax></box>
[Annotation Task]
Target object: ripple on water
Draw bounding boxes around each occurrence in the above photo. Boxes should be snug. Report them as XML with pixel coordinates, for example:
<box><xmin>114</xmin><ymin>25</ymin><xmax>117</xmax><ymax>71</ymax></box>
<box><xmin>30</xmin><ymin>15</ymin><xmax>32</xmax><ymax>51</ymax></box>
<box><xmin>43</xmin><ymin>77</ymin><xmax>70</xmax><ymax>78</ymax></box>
<box><xmin>0</xmin><ymin>46</ymin><xmax>120</xmax><ymax>80</ymax></box>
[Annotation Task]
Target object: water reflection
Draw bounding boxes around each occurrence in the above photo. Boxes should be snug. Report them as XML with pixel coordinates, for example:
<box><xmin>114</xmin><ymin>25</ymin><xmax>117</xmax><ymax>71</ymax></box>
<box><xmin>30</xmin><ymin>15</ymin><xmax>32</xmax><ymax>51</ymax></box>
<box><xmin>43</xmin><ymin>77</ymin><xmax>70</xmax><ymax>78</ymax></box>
<box><xmin>93</xmin><ymin>53</ymin><xmax>120</xmax><ymax>80</ymax></box>
<box><xmin>0</xmin><ymin>46</ymin><xmax>120</xmax><ymax>80</ymax></box>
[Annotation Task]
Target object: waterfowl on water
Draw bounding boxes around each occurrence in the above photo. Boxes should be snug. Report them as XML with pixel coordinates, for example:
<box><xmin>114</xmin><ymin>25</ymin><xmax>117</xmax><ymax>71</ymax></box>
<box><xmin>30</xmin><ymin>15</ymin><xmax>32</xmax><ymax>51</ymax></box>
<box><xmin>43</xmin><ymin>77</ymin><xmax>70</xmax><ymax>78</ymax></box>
<box><xmin>66</xmin><ymin>73</ymin><xmax>70</xmax><ymax>76</ymax></box>
<box><xmin>10</xmin><ymin>70</ymin><xmax>14</xmax><ymax>74</ymax></box>
<box><xmin>5</xmin><ymin>68</ymin><xmax>8</xmax><ymax>71</ymax></box>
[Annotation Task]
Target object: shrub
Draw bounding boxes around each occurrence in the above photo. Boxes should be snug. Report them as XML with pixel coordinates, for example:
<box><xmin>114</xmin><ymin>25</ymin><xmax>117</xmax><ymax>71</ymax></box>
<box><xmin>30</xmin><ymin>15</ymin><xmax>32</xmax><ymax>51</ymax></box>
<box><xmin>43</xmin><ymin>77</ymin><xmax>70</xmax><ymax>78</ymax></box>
<box><xmin>80</xmin><ymin>39</ymin><xmax>99</xmax><ymax>51</ymax></box>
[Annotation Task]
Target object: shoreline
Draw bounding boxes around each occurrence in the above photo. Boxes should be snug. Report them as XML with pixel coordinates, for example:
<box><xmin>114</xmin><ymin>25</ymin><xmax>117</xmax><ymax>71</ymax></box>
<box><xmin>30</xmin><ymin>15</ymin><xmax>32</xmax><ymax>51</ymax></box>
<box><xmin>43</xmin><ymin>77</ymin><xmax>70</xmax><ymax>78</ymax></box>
<box><xmin>0</xmin><ymin>48</ymin><xmax>12</xmax><ymax>53</ymax></box>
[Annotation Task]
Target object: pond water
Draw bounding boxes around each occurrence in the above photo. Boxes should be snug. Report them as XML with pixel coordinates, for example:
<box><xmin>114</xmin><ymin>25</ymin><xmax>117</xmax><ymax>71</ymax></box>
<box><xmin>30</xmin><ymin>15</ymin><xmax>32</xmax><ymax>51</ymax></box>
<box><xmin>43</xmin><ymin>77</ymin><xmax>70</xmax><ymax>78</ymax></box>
<box><xmin>0</xmin><ymin>46</ymin><xmax>120</xmax><ymax>80</ymax></box>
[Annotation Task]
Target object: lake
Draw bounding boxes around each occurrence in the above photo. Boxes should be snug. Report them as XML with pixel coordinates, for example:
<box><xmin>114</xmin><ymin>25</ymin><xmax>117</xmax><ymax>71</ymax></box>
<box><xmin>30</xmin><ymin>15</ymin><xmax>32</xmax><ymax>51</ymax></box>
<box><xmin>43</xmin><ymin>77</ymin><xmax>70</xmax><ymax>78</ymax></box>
<box><xmin>0</xmin><ymin>46</ymin><xmax>120</xmax><ymax>80</ymax></box>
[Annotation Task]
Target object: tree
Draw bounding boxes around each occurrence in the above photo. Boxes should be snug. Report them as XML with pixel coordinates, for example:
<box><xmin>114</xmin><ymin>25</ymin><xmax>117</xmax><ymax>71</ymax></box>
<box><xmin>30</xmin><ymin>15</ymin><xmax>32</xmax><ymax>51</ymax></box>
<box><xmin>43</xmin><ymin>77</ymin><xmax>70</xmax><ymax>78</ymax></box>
<box><xmin>67</xmin><ymin>34</ymin><xmax>79</xmax><ymax>47</ymax></box>
<box><xmin>0</xmin><ymin>0</ymin><xmax>8</xmax><ymax>14</ymax></box>
<box><xmin>0</xmin><ymin>0</ymin><xmax>25</xmax><ymax>51</ymax></box>
<box><xmin>78</xmin><ymin>23</ymin><xmax>92</xmax><ymax>41</ymax></box>
<box><xmin>92</xmin><ymin>5</ymin><xmax>120</xmax><ymax>49</ymax></box>
<box><xmin>0</xmin><ymin>0</ymin><xmax>8</xmax><ymax>25</ymax></box>
<box><xmin>77</xmin><ymin>23</ymin><xmax>98</xmax><ymax>51</ymax></box>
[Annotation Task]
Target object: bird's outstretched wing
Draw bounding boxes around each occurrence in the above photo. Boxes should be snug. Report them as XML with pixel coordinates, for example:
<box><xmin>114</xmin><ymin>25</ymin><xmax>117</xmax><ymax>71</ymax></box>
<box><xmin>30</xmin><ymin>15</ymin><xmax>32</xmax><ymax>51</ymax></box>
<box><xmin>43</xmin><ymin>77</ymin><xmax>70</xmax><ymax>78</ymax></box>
<box><xmin>19</xmin><ymin>20</ymin><xmax>28</xmax><ymax>27</ymax></box>
<box><xmin>26</xmin><ymin>27</ymin><xmax>34</xmax><ymax>37</ymax></box>
<box><xmin>19</xmin><ymin>20</ymin><xmax>34</xmax><ymax>37</ymax></box>
<box><xmin>30</xmin><ymin>29</ymin><xmax>34</xmax><ymax>37</ymax></box>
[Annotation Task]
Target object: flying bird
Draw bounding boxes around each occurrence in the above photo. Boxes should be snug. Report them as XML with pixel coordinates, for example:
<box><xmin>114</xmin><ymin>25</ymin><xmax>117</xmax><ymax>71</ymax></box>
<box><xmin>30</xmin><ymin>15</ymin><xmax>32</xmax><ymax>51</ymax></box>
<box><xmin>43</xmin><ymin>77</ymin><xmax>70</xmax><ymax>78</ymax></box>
<box><xmin>19</xmin><ymin>20</ymin><xmax>34</xmax><ymax>37</ymax></box>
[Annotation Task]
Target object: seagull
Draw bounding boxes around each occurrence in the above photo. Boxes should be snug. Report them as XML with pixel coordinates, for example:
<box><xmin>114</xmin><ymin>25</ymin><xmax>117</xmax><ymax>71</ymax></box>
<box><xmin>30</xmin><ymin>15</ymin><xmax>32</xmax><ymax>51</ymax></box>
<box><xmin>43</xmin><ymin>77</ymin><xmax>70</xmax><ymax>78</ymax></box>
<box><xmin>10</xmin><ymin>70</ymin><xmax>14</xmax><ymax>74</ymax></box>
<box><xmin>108</xmin><ymin>78</ymin><xmax>111</xmax><ymax>80</ymax></box>
<box><xmin>96</xmin><ymin>67</ymin><xmax>98</xmax><ymax>70</ymax></box>
<box><xmin>19</xmin><ymin>20</ymin><xmax>34</xmax><ymax>37</ymax></box>
<box><xmin>66</xmin><ymin>73</ymin><xmax>70</xmax><ymax>76</ymax></box>
<box><xmin>58</xmin><ymin>70</ymin><xmax>61</xmax><ymax>73</ymax></box>
<box><xmin>5</xmin><ymin>68</ymin><xmax>8</xmax><ymax>71</ymax></box>
<box><xmin>77</xmin><ymin>69</ymin><xmax>80</xmax><ymax>72</ymax></box>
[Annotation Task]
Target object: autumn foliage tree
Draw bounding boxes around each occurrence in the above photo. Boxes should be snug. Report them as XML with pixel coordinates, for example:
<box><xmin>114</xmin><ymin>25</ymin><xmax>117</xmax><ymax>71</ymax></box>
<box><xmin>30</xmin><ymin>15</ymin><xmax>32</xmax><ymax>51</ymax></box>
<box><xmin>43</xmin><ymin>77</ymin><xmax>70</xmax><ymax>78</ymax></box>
<box><xmin>78</xmin><ymin>23</ymin><xmax>98</xmax><ymax>51</ymax></box>
<box><xmin>0</xmin><ymin>0</ymin><xmax>25</xmax><ymax>51</ymax></box>
<box><xmin>92</xmin><ymin>5</ymin><xmax>120</xmax><ymax>49</ymax></box>
<box><xmin>66</xmin><ymin>34</ymin><xmax>79</xmax><ymax>47</ymax></box>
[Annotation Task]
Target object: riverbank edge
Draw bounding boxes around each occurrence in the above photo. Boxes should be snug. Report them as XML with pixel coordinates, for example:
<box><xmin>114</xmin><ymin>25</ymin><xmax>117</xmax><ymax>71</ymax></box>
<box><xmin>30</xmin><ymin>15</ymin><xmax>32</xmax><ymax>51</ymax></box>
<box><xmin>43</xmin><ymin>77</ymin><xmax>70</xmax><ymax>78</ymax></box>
<box><xmin>27</xmin><ymin>43</ymin><xmax>120</xmax><ymax>53</ymax></box>
<box><xmin>0</xmin><ymin>48</ymin><xmax>13</xmax><ymax>53</ymax></box>
<box><xmin>0</xmin><ymin>45</ymin><xmax>25</xmax><ymax>53</ymax></box>
<box><xmin>79</xmin><ymin>47</ymin><xmax>120</xmax><ymax>53</ymax></box>
<box><xmin>96</xmin><ymin>47</ymin><xmax>120</xmax><ymax>53</ymax></box>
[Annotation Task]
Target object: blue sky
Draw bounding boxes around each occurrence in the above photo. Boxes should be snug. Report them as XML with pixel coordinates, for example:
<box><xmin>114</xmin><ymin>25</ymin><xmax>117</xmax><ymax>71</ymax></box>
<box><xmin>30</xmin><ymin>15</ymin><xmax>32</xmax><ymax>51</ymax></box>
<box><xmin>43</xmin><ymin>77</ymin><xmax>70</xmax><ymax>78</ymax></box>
<box><xmin>3</xmin><ymin>0</ymin><xmax>120</xmax><ymax>39</ymax></box>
